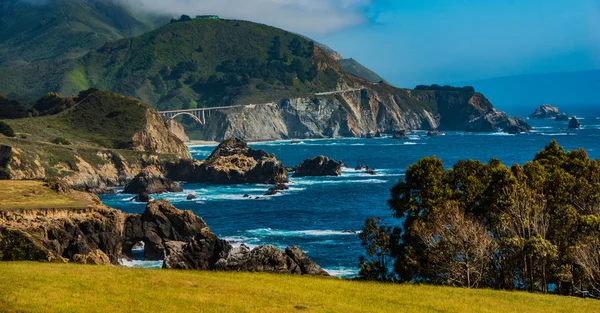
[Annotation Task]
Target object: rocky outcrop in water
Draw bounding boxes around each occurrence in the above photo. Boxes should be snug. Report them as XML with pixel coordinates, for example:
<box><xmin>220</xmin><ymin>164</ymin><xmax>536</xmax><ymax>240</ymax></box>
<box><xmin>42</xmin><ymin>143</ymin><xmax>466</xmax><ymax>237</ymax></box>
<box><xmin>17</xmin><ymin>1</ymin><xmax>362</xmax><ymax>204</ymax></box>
<box><xmin>123</xmin><ymin>199</ymin><xmax>207</xmax><ymax>260</ymax></box>
<box><xmin>166</xmin><ymin>138</ymin><xmax>288</xmax><ymax>184</ymax></box>
<box><xmin>164</xmin><ymin>237</ymin><xmax>329</xmax><ymax>276</ymax></box>
<box><xmin>569</xmin><ymin>117</ymin><xmax>581</xmax><ymax>129</ymax></box>
<box><xmin>466</xmin><ymin>110</ymin><xmax>531</xmax><ymax>134</ymax></box>
<box><xmin>530</xmin><ymin>104</ymin><xmax>559</xmax><ymax>119</ymax></box>
<box><xmin>123</xmin><ymin>165</ymin><xmax>183</xmax><ymax>195</ymax></box>
<box><xmin>392</xmin><ymin>130</ymin><xmax>409</xmax><ymax>139</ymax></box>
<box><xmin>427</xmin><ymin>130</ymin><xmax>444</xmax><ymax>136</ymax></box>
<box><xmin>555</xmin><ymin>113</ymin><xmax>569</xmax><ymax>121</ymax></box>
<box><xmin>293</xmin><ymin>156</ymin><xmax>342</xmax><ymax>177</ymax></box>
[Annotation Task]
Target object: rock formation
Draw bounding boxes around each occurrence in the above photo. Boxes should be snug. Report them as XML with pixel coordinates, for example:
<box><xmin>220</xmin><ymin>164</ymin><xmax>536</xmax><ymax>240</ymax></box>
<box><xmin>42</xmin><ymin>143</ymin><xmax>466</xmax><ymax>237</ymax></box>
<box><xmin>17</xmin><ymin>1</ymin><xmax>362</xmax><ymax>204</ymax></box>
<box><xmin>164</xmin><ymin>237</ymin><xmax>329</xmax><ymax>276</ymax></box>
<box><xmin>569</xmin><ymin>117</ymin><xmax>581</xmax><ymax>129</ymax></box>
<box><xmin>0</xmin><ymin>203</ymin><xmax>126</xmax><ymax>264</ymax></box>
<box><xmin>293</xmin><ymin>156</ymin><xmax>342</xmax><ymax>177</ymax></box>
<box><xmin>166</xmin><ymin>119</ymin><xmax>189</xmax><ymax>143</ymax></box>
<box><xmin>466</xmin><ymin>110</ymin><xmax>531</xmax><ymax>134</ymax></box>
<box><xmin>555</xmin><ymin>113</ymin><xmax>569</xmax><ymax>122</ymax></box>
<box><xmin>529</xmin><ymin>104</ymin><xmax>560</xmax><ymax>119</ymax></box>
<box><xmin>427</xmin><ymin>130</ymin><xmax>444</xmax><ymax>136</ymax></box>
<box><xmin>123</xmin><ymin>199</ymin><xmax>207</xmax><ymax>260</ymax></box>
<box><xmin>123</xmin><ymin>165</ymin><xmax>183</xmax><ymax>195</ymax></box>
<box><xmin>392</xmin><ymin>130</ymin><xmax>409</xmax><ymax>139</ymax></box>
<box><xmin>166</xmin><ymin>138</ymin><xmax>288</xmax><ymax>184</ymax></box>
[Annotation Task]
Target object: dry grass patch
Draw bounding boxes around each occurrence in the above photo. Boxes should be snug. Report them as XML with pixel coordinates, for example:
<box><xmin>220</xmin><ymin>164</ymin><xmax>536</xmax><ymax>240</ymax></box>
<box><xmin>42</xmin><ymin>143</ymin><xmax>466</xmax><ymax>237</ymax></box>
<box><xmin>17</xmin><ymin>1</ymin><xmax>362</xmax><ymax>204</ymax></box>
<box><xmin>0</xmin><ymin>262</ymin><xmax>598</xmax><ymax>313</ymax></box>
<box><xmin>0</xmin><ymin>180</ymin><xmax>89</xmax><ymax>210</ymax></box>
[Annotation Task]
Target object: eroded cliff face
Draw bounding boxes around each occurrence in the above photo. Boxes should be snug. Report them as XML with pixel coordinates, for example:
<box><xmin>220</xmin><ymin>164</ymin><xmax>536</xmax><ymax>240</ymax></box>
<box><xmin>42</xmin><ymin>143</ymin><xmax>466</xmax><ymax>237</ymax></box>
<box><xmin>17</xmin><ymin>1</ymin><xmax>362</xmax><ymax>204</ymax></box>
<box><xmin>132</xmin><ymin>108</ymin><xmax>191</xmax><ymax>159</ymax></box>
<box><xmin>199</xmin><ymin>86</ymin><xmax>442</xmax><ymax>141</ymax></box>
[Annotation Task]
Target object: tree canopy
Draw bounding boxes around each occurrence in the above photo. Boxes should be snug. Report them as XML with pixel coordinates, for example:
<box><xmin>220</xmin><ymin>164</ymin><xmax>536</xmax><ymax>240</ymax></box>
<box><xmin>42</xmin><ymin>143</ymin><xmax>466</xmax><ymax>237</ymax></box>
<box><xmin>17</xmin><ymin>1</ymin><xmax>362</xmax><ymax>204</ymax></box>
<box><xmin>360</xmin><ymin>140</ymin><xmax>600</xmax><ymax>298</ymax></box>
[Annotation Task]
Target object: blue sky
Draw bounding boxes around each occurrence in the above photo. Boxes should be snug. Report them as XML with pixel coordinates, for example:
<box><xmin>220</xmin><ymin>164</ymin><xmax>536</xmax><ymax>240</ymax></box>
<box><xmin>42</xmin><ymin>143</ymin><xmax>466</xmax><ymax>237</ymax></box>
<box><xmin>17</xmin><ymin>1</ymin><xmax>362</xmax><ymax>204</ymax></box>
<box><xmin>312</xmin><ymin>0</ymin><xmax>600</xmax><ymax>88</ymax></box>
<box><xmin>125</xmin><ymin>0</ymin><xmax>600</xmax><ymax>88</ymax></box>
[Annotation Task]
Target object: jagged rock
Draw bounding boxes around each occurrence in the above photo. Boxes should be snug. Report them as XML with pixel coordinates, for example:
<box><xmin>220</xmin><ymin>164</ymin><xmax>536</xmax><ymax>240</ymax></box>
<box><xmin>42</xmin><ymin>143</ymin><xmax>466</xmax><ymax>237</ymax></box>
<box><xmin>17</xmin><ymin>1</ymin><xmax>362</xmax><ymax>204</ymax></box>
<box><xmin>555</xmin><ymin>113</ymin><xmax>569</xmax><ymax>121</ymax></box>
<box><xmin>374</xmin><ymin>131</ymin><xmax>382</xmax><ymax>138</ymax></box>
<box><xmin>123</xmin><ymin>200</ymin><xmax>207</xmax><ymax>260</ymax></box>
<box><xmin>165</xmin><ymin>138</ymin><xmax>288</xmax><ymax>184</ymax></box>
<box><xmin>392</xmin><ymin>130</ymin><xmax>409</xmax><ymax>139</ymax></box>
<box><xmin>186</xmin><ymin>194</ymin><xmax>196</xmax><ymax>200</ymax></box>
<box><xmin>284</xmin><ymin>246</ymin><xmax>330</xmax><ymax>276</ymax></box>
<box><xmin>264</xmin><ymin>189</ymin><xmax>280</xmax><ymax>196</ymax></box>
<box><xmin>163</xmin><ymin>227</ymin><xmax>231</xmax><ymax>270</ymax></box>
<box><xmin>123</xmin><ymin>165</ymin><xmax>183</xmax><ymax>195</ymax></box>
<box><xmin>293</xmin><ymin>156</ymin><xmax>342</xmax><ymax>177</ymax></box>
<box><xmin>365</xmin><ymin>132</ymin><xmax>375</xmax><ymax>139</ymax></box>
<box><xmin>427</xmin><ymin>130</ymin><xmax>444</xmax><ymax>136</ymax></box>
<box><xmin>134</xmin><ymin>193</ymin><xmax>152</xmax><ymax>203</ymax></box>
<box><xmin>72</xmin><ymin>249</ymin><xmax>111</xmax><ymax>265</ymax></box>
<box><xmin>365</xmin><ymin>169</ymin><xmax>377</xmax><ymax>175</ymax></box>
<box><xmin>467</xmin><ymin>110</ymin><xmax>531</xmax><ymax>134</ymax></box>
<box><xmin>243</xmin><ymin>194</ymin><xmax>250</xmax><ymax>198</ymax></box>
<box><xmin>166</xmin><ymin>119</ymin><xmax>189</xmax><ymax>143</ymax></box>
<box><xmin>529</xmin><ymin>104</ymin><xmax>559</xmax><ymax>119</ymax></box>
<box><xmin>0</xmin><ymin>206</ymin><xmax>126</xmax><ymax>265</ymax></box>
<box><xmin>355</xmin><ymin>165</ymin><xmax>370</xmax><ymax>171</ymax></box>
<box><xmin>569</xmin><ymin>117</ymin><xmax>581</xmax><ymax>129</ymax></box>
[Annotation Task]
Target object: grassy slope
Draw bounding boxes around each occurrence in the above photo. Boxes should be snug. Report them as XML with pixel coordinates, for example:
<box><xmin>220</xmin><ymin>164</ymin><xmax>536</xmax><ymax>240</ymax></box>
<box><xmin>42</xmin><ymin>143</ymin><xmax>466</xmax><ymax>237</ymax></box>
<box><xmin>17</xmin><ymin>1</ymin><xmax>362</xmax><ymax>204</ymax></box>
<box><xmin>0</xmin><ymin>0</ymin><xmax>163</xmax><ymax>66</ymax></box>
<box><xmin>0</xmin><ymin>262</ymin><xmax>597</xmax><ymax>313</ymax></box>
<box><xmin>0</xmin><ymin>181</ymin><xmax>88</xmax><ymax>210</ymax></box>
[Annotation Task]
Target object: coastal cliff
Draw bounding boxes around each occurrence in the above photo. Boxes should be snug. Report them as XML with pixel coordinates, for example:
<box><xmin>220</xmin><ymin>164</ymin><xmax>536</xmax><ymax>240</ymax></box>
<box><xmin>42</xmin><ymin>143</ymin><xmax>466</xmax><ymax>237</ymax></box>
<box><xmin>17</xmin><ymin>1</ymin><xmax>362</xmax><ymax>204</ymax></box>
<box><xmin>0</xmin><ymin>90</ymin><xmax>190</xmax><ymax>191</ymax></box>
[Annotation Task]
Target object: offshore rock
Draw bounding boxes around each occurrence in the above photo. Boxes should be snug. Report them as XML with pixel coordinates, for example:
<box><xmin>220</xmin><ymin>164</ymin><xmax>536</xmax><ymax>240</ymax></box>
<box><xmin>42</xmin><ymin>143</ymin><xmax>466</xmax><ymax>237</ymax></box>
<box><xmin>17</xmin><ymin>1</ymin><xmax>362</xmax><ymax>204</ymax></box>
<box><xmin>555</xmin><ymin>113</ymin><xmax>569</xmax><ymax>122</ymax></box>
<box><xmin>427</xmin><ymin>130</ymin><xmax>444</xmax><ymax>136</ymax></box>
<box><xmin>392</xmin><ymin>130</ymin><xmax>409</xmax><ymax>139</ymax></box>
<box><xmin>569</xmin><ymin>117</ymin><xmax>581</xmax><ymax>129</ymax></box>
<box><xmin>166</xmin><ymin>138</ymin><xmax>288</xmax><ymax>184</ymax></box>
<box><xmin>466</xmin><ymin>110</ymin><xmax>531</xmax><ymax>134</ymax></box>
<box><xmin>122</xmin><ymin>199</ymin><xmax>207</xmax><ymax>260</ymax></box>
<box><xmin>529</xmin><ymin>104</ymin><xmax>559</xmax><ymax>119</ymax></box>
<box><xmin>164</xmin><ymin>234</ymin><xmax>329</xmax><ymax>276</ymax></box>
<box><xmin>123</xmin><ymin>165</ymin><xmax>183</xmax><ymax>195</ymax></box>
<box><xmin>293</xmin><ymin>155</ymin><xmax>342</xmax><ymax>177</ymax></box>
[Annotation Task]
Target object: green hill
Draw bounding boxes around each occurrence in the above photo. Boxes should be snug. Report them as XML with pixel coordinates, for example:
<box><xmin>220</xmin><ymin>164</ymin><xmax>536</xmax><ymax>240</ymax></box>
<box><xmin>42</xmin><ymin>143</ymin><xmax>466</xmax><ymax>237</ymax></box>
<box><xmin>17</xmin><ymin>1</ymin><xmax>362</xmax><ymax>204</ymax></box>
<box><xmin>0</xmin><ymin>0</ymin><xmax>164</xmax><ymax>66</ymax></box>
<box><xmin>0</xmin><ymin>262</ymin><xmax>596</xmax><ymax>313</ymax></box>
<box><xmin>0</xmin><ymin>17</ymin><xmax>362</xmax><ymax>110</ymax></box>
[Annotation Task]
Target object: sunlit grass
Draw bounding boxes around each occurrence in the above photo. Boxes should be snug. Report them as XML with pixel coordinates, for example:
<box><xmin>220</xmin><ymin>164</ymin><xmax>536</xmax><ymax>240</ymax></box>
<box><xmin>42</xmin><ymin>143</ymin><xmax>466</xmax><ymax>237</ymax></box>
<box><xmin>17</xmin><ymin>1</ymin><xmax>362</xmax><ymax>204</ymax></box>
<box><xmin>0</xmin><ymin>262</ymin><xmax>597</xmax><ymax>313</ymax></box>
<box><xmin>0</xmin><ymin>181</ymin><xmax>88</xmax><ymax>210</ymax></box>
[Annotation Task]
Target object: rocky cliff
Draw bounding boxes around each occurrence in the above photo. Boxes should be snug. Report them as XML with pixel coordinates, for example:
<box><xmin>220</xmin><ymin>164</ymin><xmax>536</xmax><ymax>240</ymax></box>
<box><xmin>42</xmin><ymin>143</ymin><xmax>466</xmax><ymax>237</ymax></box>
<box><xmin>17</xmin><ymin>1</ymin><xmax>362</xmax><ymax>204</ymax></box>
<box><xmin>194</xmin><ymin>83</ymin><xmax>525</xmax><ymax>141</ymax></box>
<box><xmin>0</xmin><ymin>183</ymin><xmax>326</xmax><ymax>276</ymax></box>
<box><xmin>0</xmin><ymin>90</ymin><xmax>191</xmax><ymax>191</ymax></box>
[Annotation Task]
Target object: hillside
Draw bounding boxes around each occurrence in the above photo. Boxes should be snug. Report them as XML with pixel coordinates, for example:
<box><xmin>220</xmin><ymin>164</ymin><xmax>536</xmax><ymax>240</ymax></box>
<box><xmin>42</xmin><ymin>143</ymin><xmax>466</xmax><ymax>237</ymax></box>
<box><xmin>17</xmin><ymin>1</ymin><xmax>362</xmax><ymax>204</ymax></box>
<box><xmin>339</xmin><ymin>58</ymin><xmax>391</xmax><ymax>84</ymax></box>
<box><xmin>0</xmin><ymin>89</ymin><xmax>189</xmax><ymax>190</ymax></box>
<box><xmin>0</xmin><ymin>262</ymin><xmax>596</xmax><ymax>313</ymax></box>
<box><xmin>0</xmin><ymin>17</ymin><xmax>526</xmax><ymax>140</ymax></box>
<box><xmin>0</xmin><ymin>0</ymin><xmax>164</xmax><ymax>66</ymax></box>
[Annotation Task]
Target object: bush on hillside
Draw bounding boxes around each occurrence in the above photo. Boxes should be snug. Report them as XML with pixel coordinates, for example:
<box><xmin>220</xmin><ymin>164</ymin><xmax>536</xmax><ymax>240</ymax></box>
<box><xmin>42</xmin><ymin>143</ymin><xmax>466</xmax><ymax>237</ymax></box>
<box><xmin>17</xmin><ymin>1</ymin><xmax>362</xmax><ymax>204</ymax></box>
<box><xmin>51</xmin><ymin>137</ymin><xmax>72</xmax><ymax>145</ymax></box>
<box><xmin>414</xmin><ymin>85</ymin><xmax>475</xmax><ymax>93</ymax></box>
<box><xmin>0</xmin><ymin>121</ymin><xmax>15</xmax><ymax>137</ymax></box>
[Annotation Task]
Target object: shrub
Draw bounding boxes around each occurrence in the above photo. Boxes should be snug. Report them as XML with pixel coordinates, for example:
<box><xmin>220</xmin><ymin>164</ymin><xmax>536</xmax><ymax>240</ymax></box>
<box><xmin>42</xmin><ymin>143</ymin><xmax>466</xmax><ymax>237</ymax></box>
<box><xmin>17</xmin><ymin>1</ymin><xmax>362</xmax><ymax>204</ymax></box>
<box><xmin>51</xmin><ymin>137</ymin><xmax>71</xmax><ymax>145</ymax></box>
<box><xmin>0</xmin><ymin>121</ymin><xmax>15</xmax><ymax>137</ymax></box>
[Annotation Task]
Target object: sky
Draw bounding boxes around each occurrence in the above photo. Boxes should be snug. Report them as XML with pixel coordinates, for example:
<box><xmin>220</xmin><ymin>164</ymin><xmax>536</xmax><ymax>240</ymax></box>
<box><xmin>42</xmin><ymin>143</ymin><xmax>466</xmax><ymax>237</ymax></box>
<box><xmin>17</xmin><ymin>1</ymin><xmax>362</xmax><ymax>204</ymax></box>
<box><xmin>121</xmin><ymin>0</ymin><xmax>600</xmax><ymax>89</ymax></box>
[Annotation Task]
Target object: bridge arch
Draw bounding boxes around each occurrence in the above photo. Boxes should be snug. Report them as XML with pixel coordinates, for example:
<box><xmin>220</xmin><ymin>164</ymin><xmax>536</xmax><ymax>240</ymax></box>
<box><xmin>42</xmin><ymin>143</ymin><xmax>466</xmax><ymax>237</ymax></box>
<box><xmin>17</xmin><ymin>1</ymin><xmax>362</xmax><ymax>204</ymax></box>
<box><xmin>168</xmin><ymin>112</ymin><xmax>204</xmax><ymax>125</ymax></box>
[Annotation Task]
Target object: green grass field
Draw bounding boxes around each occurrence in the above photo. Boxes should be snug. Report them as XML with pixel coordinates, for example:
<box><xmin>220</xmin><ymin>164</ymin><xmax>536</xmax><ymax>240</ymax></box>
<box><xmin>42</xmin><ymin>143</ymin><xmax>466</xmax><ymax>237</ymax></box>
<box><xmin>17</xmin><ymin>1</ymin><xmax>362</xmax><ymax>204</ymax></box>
<box><xmin>0</xmin><ymin>262</ymin><xmax>597</xmax><ymax>313</ymax></box>
<box><xmin>0</xmin><ymin>181</ymin><xmax>89</xmax><ymax>210</ymax></box>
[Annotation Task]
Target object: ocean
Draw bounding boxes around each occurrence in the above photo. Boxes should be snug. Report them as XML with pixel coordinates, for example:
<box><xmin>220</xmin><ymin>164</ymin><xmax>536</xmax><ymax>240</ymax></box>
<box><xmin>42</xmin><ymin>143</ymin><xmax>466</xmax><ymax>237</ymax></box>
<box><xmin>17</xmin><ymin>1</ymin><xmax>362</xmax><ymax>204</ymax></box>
<box><xmin>100</xmin><ymin>116</ymin><xmax>600</xmax><ymax>278</ymax></box>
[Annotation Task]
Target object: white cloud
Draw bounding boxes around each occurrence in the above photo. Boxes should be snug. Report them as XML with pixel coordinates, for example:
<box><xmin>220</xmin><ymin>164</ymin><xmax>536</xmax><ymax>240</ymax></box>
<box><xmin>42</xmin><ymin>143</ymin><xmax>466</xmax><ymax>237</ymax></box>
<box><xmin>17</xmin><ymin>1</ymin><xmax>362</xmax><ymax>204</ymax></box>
<box><xmin>119</xmin><ymin>0</ymin><xmax>372</xmax><ymax>34</ymax></box>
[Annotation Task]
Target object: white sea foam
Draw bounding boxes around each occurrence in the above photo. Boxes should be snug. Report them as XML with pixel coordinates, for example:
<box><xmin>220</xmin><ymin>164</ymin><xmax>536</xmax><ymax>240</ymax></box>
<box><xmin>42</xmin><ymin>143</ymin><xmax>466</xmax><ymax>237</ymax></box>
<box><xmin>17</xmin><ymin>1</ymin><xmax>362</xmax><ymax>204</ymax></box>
<box><xmin>294</xmin><ymin>178</ymin><xmax>388</xmax><ymax>185</ymax></box>
<box><xmin>246</xmin><ymin>228</ymin><xmax>359</xmax><ymax>237</ymax></box>
<box><xmin>403</xmin><ymin>142</ymin><xmax>418</xmax><ymax>145</ymax></box>
<box><xmin>324</xmin><ymin>267</ymin><xmax>358</xmax><ymax>277</ymax></box>
<box><xmin>539</xmin><ymin>133</ymin><xmax>574</xmax><ymax>136</ymax></box>
<box><xmin>119</xmin><ymin>259</ymin><xmax>163</xmax><ymax>268</ymax></box>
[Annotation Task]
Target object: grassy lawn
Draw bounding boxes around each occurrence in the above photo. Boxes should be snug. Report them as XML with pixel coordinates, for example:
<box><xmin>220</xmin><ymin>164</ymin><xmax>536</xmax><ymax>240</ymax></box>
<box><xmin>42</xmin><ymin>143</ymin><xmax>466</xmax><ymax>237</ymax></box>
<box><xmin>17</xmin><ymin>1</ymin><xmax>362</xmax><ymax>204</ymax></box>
<box><xmin>0</xmin><ymin>262</ymin><xmax>597</xmax><ymax>313</ymax></box>
<box><xmin>0</xmin><ymin>181</ymin><xmax>89</xmax><ymax>210</ymax></box>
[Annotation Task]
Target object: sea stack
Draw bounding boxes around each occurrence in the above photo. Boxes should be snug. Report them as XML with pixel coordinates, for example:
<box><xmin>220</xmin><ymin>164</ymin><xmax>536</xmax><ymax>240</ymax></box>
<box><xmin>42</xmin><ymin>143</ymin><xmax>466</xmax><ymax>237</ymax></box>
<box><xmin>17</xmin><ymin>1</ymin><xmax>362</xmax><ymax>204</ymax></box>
<box><xmin>568</xmin><ymin>117</ymin><xmax>581</xmax><ymax>129</ymax></box>
<box><xmin>529</xmin><ymin>104</ymin><xmax>559</xmax><ymax>119</ymax></box>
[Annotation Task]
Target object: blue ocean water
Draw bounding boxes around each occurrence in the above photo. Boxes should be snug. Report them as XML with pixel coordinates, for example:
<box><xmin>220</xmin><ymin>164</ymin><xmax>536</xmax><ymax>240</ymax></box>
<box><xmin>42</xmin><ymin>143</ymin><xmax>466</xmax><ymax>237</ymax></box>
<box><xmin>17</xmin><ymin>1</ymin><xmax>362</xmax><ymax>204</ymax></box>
<box><xmin>101</xmin><ymin>116</ymin><xmax>600</xmax><ymax>277</ymax></box>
